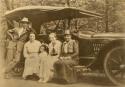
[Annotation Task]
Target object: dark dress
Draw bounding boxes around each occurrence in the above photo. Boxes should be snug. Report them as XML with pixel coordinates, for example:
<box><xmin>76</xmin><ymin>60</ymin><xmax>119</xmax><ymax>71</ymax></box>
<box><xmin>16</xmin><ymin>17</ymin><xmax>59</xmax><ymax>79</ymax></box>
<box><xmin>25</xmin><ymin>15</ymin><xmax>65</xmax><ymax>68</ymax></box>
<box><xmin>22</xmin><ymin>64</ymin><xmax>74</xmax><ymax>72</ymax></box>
<box><xmin>54</xmin><ymin>39</ymin><xmax>79</xmax><ymax>83</ymax></box>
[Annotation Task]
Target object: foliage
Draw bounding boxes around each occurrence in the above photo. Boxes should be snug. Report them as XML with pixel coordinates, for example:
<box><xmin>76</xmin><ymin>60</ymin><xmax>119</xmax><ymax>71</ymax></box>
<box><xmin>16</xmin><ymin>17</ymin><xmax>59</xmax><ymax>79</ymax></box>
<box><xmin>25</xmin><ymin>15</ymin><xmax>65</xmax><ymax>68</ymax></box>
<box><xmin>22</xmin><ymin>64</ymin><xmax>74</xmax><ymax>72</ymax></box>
<box><xmin>78</xmin><ymin>0</ymin><xmax>125</xmax><ymax>32</ymax></box>
<box><xmin>2</xmin><ymin>0</ymin><xmax>125</xmax><ymax>33</ymax></box>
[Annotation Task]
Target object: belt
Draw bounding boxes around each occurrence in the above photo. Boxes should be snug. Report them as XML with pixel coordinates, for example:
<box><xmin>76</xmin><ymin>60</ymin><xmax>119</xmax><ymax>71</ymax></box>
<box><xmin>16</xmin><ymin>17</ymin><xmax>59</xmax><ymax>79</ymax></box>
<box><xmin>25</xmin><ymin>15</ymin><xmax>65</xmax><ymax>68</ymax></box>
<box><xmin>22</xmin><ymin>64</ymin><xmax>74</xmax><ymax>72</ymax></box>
<box><xmin>68</xmin><ymin>52</ymin><xmax>74</xmax><ymax>54</ymax></box>
<box><xmin>51</xmin><ymin>54</ymin><xmax>58</xmax><ymax>56</ymax></box>
<box><xmin>28</xmin><ymin>52</ymin><xmax>38</xmax><ymax>54</ymax></box>
<box><xmin>64</xmin><ymin>52</ymin><xmax>74</xmax><ymax>54</ymax></box>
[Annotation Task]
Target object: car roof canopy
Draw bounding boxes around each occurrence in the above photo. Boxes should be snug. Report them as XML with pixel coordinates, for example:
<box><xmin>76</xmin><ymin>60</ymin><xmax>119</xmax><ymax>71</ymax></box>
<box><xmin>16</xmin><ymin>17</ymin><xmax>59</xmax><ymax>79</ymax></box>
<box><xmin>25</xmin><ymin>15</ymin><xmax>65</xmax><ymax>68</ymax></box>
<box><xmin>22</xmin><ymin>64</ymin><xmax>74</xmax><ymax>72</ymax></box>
<box><xmin>4</xmin><ymin>6</ymin><xmax>102</xmax><ymax>31</ymax></box>
<box><xmin>5</xmin><ymin>6</ymin><xmax>102</xmax><ymax>22</ymax></box>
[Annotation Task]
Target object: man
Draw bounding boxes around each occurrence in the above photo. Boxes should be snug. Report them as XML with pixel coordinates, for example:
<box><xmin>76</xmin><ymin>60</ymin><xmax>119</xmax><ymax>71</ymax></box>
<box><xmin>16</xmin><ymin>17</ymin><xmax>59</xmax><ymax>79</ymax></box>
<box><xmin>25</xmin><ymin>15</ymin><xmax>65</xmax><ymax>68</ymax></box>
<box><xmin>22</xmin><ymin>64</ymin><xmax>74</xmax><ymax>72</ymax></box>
<box><xmin>5</xmin><ymin>17</ymin><xmax>35</xmax><ymax>78</ymax></box>
<box><xmin>54</xmin><ymin>30</ymin><xmax>79</xmax><ymax>83</ymax></box>
<box><xmin>48</xmin><ymin>33</ymin><xmax>62</xmax><ymax>79</ymax></box>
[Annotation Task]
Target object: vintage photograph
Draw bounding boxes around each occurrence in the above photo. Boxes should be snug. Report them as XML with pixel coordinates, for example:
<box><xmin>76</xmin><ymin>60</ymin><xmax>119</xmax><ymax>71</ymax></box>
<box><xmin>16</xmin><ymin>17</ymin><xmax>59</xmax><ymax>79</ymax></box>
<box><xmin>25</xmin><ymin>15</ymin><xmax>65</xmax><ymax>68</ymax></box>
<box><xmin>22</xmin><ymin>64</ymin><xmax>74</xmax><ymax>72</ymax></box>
<box><xmin>0</xmin><ymin>0</ymin><xmax>125</xmax><ymax>87</ymax></box>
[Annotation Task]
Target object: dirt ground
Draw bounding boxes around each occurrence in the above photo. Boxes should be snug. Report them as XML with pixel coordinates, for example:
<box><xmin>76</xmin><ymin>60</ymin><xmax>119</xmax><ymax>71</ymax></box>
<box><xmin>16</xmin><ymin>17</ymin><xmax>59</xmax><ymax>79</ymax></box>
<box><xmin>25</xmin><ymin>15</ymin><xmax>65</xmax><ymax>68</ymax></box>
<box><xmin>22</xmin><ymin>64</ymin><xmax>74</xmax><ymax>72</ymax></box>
<box><xmin>0</xmin><ymin>72</ymin><xmax>121</xmax><ymax>87</ymax></box>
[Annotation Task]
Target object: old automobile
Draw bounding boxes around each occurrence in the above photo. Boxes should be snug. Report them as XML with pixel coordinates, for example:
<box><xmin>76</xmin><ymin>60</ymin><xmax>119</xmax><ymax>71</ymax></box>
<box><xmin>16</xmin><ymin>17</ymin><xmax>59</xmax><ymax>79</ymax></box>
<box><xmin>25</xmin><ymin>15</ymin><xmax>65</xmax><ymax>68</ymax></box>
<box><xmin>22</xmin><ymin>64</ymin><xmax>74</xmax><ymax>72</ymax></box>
<box><xmin>4</xmin><ymin>6</ymin><xmax>125</xmax><ymax>86</ymax></box>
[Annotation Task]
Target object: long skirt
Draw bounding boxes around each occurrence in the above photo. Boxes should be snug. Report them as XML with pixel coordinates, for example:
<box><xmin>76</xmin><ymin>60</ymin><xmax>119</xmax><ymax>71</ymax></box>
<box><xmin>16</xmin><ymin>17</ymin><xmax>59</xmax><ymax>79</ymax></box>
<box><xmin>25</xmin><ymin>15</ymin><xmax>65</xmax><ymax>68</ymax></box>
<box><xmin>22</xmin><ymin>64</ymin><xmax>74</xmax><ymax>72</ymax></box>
<box><xmin>49</xmin><ymin>55</ymin><xmax>59</xmax><ymax>69</ymax></box>
<box><xmin>23</xmin><ymin>54</ymin><xmax>39</xmax><ymax>78</ymax></box>
<box><xmin>49</xmin><ymin>55</ymin><xmax>59</xmax><ymax>77</ymax></box>
<box><xmin>54</xmin><ymin>59</ymin><xmax>77</xmax><ymax>83</ymax></box>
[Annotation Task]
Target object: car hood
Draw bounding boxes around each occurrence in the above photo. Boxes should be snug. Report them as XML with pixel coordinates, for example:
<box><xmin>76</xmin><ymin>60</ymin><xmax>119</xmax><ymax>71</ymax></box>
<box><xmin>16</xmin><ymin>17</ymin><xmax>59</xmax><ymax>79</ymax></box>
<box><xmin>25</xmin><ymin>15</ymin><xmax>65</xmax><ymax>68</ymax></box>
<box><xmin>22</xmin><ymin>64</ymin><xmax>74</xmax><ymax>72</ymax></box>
<box><xmin>78</xmin><ymin>32</ymin><xmax>125</xmax><ymax>39</ymax></box>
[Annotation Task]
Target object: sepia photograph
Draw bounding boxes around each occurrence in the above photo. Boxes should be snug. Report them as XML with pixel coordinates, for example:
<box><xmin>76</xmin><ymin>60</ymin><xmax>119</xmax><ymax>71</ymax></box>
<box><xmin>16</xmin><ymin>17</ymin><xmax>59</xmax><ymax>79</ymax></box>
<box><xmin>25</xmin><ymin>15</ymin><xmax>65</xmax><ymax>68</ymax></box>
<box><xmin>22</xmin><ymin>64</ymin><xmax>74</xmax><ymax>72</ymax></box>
<box><xmin>0</xmin><ymin>0</ymin><xmax>125</xmax><ymax>87</ymax></box>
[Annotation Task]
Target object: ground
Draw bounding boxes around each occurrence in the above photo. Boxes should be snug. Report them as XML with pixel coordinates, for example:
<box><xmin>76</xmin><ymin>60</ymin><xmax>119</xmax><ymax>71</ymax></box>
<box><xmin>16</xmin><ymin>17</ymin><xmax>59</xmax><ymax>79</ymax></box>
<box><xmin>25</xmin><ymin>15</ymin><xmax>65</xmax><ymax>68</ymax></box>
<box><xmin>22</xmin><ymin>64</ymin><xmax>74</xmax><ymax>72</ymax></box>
<box><xmin>0</xmin><ymin>72</ymin><xmax>122</xmax><ymax>87</ymax></box>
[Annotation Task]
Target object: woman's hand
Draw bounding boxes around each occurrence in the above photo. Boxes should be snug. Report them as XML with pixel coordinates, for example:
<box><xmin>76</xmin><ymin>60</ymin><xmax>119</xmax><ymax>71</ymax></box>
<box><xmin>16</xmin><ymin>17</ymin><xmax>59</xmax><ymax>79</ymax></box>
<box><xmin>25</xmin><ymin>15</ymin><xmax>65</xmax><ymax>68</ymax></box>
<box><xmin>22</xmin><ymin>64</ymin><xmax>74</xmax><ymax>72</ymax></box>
<box><xmin>59</xmin><ymin>57</ymin><xmax>63</xmax><ymax>60</ymax></box>
<box><xmin>66</xmin><ymin>56</ymin><xmax>71</xmax><ymax>60</ymax></box>
<box><xmin>64</xmin><ymin>56</ymin><xmax>71</xmax><ymax>60</ymax></box>
<box><xmin>29</xmin><ymin>55</ymin><xmax>35</xmax><ymax>58</ymax></box>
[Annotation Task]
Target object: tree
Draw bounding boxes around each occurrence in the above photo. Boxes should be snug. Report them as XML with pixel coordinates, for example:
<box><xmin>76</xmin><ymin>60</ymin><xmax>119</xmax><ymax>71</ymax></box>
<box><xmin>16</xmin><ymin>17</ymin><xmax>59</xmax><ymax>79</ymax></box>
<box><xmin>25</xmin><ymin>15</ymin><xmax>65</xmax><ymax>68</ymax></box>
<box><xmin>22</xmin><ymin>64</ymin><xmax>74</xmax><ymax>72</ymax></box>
<box><xmin>76</xmin><ymin>0</ymin><xmax>125</xmax><ymax>32</ymax></box>
<box><xmin>0</xmin><ymin>0</ymin><xmax>9</xmax><ymax>76</ymax></box>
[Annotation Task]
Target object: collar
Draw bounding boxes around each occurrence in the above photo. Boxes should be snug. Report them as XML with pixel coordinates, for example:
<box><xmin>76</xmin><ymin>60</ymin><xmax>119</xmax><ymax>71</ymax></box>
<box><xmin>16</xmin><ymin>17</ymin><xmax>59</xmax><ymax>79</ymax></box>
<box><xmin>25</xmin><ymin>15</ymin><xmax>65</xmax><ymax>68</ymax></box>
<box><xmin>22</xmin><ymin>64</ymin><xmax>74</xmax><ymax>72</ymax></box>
<box><xmin>51</xmin><ymin>40</ymin><xmax>58</xmax><ymax>44</ymax></box>
<box><xmin>64</xmin><ymin>39</ymin><xmax>72</xmax><ymax>44</ymax></box>
<box><xmin>29</xmin><ymin>40</ymin><xmax>36</xmax><ymax>43</ymax></box>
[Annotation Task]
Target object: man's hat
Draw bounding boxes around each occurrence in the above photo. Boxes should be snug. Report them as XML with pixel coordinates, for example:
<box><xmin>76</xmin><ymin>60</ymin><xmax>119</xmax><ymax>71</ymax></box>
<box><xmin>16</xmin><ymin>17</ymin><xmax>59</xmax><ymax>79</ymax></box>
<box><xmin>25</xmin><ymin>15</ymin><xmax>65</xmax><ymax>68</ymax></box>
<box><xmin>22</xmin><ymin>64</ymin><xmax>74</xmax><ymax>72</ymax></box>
<box><xmin>64</xmin><ymin>30</ymin><xmax>71</xmax><ymax>35</ymax></box>
<box><xmin>20</xmin><ymin>17</ymin><xmax>30</xmax><ymax>23</ymax></box>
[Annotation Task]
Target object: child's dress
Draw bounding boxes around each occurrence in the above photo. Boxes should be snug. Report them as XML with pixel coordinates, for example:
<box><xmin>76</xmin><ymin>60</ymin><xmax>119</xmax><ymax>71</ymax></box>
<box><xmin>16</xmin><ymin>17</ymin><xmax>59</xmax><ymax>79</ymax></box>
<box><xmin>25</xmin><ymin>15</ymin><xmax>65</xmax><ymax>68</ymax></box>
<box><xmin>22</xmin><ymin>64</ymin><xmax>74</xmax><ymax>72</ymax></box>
<box><xmin>39</xmin><ymin>52</ymin><xmax>51</xmax><ymax>81</ymax></box>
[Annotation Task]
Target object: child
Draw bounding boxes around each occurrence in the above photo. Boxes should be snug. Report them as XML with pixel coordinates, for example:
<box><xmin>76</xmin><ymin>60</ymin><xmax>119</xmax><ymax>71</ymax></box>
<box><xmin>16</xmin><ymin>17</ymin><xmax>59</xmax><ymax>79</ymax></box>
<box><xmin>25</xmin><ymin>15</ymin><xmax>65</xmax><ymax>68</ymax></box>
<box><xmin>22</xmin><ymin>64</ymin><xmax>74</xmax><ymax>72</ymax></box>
<box><xmin>38</xmin><ymin>44</ymin><xmax>50</xmax><ymax>83</ymax></box>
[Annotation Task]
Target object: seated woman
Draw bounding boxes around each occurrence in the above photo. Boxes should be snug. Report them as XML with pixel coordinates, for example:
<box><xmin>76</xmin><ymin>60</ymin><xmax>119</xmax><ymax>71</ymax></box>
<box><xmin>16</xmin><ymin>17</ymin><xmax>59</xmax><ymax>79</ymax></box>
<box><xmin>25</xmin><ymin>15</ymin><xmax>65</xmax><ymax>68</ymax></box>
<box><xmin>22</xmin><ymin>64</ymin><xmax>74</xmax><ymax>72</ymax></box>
<box><xmin>22</xmin><ymin>32</ymin><xmax>41</xmax><ymax>79</ymax></box>
<box><xmin>48</xmin><ymin>33</ymin><xmax>62</xmax><ymax>79</ymax></box>
<box><xmin>54</xmin><ymin>30</ymin><xmax>79</xmax><ymax>83</ymax></box>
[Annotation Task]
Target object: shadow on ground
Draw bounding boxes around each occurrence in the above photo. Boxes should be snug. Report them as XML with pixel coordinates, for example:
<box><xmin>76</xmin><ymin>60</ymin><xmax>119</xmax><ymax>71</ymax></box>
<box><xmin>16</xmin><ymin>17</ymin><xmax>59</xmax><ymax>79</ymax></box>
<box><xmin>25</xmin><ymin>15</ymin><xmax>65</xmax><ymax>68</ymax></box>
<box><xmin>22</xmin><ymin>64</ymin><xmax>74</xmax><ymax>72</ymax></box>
<box><xmin>77</xmin><ymin>75</ymin><xmax>115</xmax><ymax>86</ymax></box>
<box><xmin>5</xmin><ymin>72</ymin><xmax>116</xmax><ymax>87</ymax></box>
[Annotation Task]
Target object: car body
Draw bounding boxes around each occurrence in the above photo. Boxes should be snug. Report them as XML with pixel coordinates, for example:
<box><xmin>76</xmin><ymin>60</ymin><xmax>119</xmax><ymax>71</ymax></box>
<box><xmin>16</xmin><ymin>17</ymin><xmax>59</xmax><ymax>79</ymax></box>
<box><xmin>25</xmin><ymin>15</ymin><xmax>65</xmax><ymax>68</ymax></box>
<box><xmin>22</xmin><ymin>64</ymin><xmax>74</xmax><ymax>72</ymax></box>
<box><xmin>4</xmin><ymin>6</ymin><xmax>125</xmax><ymax>86</ymax></box>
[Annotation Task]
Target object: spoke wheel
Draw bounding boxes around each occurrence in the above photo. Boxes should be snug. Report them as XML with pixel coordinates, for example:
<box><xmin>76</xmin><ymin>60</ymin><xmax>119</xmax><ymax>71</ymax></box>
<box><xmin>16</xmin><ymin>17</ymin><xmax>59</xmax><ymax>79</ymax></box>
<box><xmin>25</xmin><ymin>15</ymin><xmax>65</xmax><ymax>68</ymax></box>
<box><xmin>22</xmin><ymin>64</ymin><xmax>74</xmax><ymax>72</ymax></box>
<box><xmin>13</xmin><ymin>62</ymin><xmax>24</xmax><ymax>75</ymax></box>
<box><xmin>104</xmin><ymin>46</ymin><xmax>125</xmax><ymax>86</ymax></box>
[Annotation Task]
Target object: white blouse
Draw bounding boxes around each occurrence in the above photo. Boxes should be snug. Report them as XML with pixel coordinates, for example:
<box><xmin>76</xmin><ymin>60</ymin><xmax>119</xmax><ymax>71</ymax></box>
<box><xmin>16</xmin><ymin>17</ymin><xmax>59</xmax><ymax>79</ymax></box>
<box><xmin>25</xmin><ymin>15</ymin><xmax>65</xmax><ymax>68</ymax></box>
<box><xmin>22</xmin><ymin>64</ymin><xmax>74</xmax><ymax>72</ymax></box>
<box><xmin>23</xmin><ymin>40</ymin><xmax>41</xmax><ymax>58</ymax></box>
<box><xmin>48</xmin><ymin>40</ymin><xmax>62</xmax><ymax>56</ymax></box>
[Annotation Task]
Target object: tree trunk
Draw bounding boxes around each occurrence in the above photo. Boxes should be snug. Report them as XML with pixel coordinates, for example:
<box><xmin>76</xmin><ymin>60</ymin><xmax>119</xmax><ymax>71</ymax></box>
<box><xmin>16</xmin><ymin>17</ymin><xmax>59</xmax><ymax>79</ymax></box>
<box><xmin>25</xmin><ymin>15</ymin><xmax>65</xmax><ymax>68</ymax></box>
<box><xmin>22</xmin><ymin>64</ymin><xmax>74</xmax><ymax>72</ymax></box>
<box><xmin>4</xmin><ymin>0</ymin><xmax>13</xmax><ymax>10</ymax></box>
<box><xmin>0</xmin><ymin>0</ymin><xmax>9</xmax><ymax>76</ymax></box>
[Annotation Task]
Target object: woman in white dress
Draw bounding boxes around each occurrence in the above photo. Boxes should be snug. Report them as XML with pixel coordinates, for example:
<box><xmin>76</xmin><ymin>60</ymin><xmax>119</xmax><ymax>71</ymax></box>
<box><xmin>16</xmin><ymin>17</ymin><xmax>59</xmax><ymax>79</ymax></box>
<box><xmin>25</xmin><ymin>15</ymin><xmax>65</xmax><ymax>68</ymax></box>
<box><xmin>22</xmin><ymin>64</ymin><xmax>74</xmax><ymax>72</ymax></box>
<box><xmin>22</xmin><ymin>32</ymin><xmax>41</xmax><ymax>79</ymax></box>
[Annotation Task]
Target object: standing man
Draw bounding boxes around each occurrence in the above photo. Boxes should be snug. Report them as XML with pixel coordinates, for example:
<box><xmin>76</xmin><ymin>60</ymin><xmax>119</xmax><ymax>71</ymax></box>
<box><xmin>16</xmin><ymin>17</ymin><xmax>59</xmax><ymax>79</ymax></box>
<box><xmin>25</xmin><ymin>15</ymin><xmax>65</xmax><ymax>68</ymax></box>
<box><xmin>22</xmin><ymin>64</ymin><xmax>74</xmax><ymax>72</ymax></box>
<box><xmin>54</xmin><ymin>30</ymin><xmax>79</xmax><ymax>83</ymax></box>
<box><xmin>5</xmin><ymin>17</ymin><xmax>35</xmax><ymax>78</ymax></box>
<box><xmin>48</xmin><ymin>33</ymin><xmax>62</xmax><ymax>79</ymax></box>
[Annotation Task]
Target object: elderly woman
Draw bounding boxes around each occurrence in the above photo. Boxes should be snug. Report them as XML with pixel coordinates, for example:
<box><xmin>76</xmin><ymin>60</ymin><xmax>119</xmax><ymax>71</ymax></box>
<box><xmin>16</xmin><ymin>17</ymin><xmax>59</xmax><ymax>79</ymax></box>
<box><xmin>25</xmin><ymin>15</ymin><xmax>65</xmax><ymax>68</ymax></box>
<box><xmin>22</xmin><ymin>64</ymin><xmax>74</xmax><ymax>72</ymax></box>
<box><xmin>22</xmin><ymin>32</ymin><xmax>41</xmax><ymax>79</ymax></box>
<box><xmin>54</xmin><ymin>30</ymin><xmax>79</xmax><ymax>83</ymax></box>
<box><xmin>48</xmin><ymin>33</ymin><xmax>62</xmax><ymax>78</ymax></box>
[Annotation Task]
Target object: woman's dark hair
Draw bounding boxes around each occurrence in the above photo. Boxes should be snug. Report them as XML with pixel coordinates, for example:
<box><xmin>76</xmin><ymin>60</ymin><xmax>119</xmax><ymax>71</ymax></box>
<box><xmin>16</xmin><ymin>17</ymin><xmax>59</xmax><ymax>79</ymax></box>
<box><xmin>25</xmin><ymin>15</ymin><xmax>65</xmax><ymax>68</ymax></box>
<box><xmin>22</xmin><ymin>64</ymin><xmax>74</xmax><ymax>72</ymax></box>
<box><xmin>39</xmin><ymin>44</ymin><xmax>49</xmax><ymax>53</ymax></box>
<box><xmin>29</xmin><ymin>32</ymin><xmax>37</xmax><ymax>39</ymax></box>
<box><xmin>29</xmin><ymin>32</ymin><xmax>36</xmax><ymax>35</ymax></box>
